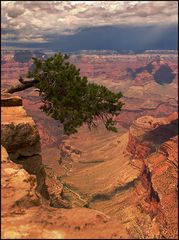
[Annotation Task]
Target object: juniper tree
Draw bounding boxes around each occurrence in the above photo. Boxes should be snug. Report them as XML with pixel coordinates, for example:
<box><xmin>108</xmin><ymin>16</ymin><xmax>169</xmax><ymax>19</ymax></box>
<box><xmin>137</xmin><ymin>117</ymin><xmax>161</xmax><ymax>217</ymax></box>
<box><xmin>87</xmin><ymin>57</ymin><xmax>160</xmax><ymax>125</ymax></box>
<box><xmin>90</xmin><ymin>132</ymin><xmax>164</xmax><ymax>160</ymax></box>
<box><xmin>4</xmin><ymin>53</ymin><xmax>124</xmax><ymax>135</ymax></box>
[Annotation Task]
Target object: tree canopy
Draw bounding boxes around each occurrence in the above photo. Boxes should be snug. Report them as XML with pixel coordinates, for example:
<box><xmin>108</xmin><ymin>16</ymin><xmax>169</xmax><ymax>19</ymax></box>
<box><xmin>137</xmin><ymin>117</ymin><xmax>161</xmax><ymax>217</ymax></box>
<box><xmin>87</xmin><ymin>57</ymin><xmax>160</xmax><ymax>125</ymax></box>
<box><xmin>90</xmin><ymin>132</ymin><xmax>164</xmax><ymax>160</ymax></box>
<box><xmin>24</xmin><ymin>53</ymin><xmax>124</xmax><ymax>134</ymax></box>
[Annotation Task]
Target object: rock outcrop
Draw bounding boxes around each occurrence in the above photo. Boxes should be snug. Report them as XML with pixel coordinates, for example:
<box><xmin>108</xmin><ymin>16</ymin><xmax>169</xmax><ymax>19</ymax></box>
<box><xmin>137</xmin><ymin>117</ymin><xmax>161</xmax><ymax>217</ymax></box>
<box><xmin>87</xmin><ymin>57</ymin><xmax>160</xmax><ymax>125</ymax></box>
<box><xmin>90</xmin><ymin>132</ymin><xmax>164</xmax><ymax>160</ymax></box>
<box><xmin>1</xmin><ymin>145</ymin><xmax>40</xmax><ymax>214</ymax></box>
<box><xmin>126</xmin><ymin>113</ymin><xmax>178</xmax><ymax>239</ymax></box>
<box><xmin>1</xmin><ymin>93</ymin><xmax>73</xmax><ymax>208</ymax></box>
<box><xmin>2</xmin><ymin>145</ymin><xmax>130</xmax><ymax>239</ymax></box>
<box><xmin>146</xmin><ymin>136</ymin><xmax>178</xmax><ymax>238</ymax></box>
<box><xmin>59</xmin><ymin>112</ymin><xmax>178</xmax><ymax>239</ymax></box>
<box><xmin>1</xmin><ymin>93</ymin><xmax>130</xmax><ymax>239</ymax></box>
<box><xmin>1</xmin><ymin>93</ymin><xmax>22</xmax><ymax>106</ymax></box>
<box><xmin>127</xmin><ymin>113</ymin><xmax>178</xmax><ymax>159</ymax></box>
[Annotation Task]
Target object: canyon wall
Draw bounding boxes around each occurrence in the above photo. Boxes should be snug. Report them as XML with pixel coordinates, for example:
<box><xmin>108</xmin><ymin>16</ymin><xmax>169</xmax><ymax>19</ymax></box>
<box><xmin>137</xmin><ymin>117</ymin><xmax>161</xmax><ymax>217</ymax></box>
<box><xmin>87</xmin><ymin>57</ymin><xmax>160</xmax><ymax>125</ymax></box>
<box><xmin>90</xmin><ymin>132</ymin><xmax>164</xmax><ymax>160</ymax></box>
<box><xmin>1</xmin><ymin>93</ymin><xmax>129</xmax><ymax>239</ymax></box>
<box><xmin>1</xmin><ymin>93</ymin><xmax>178</xmax><ymax>239</ymax></box>
<box><xmin>60</xmin><ymin>112</ymin><xmax>178</xmax><ymax>239</ymax></box>
<box><xmin>127</xmin><ymin>113</ymin><xmax>178</xmax><ymax>239</ymax></box>
<box><xmin>1</xmin><ymin>51</ymin><xmax>178</xmax><ymax>238</ymax></box>
<box><xmin>1</xmin><ymin>52</ymin><xmax>178</xmax><ymax>149</ymax></box>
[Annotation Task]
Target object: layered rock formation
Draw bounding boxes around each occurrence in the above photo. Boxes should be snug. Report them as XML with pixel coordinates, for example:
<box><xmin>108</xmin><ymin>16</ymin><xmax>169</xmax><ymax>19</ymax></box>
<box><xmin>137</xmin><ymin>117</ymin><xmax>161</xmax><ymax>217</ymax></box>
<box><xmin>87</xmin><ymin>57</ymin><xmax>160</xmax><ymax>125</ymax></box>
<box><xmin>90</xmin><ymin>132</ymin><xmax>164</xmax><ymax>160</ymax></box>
<box><xmin>1</xmin><ymin>93</ymin><xmax>71</xmax><ymax>208</ymax></box>
<box><xmin>2</xmin><ymin>146</ymin><xmax>130</xmax><ymax>239</ymax></box>
<box><xmin>127</xmin><ymin>56</ymin><xmax>176</xmax><ymax>85</ymax></box>
<box><xmin>59</xmin><ymin>113</ymin><xmax>178</xmax><ymax>239</ymax></box>
<box><xmin>1</xmin><ymin>61</ymin><xmax>32</xmax><ymax>84</ymax></box>
<box><xmin>1</xmin><ymin>94</ymin><xmax>129</xmax><ymax>239</ymax></box>
<box><xmin>126</xmin><ymin>113</ymin><xmax>178</xmax><ymax>239</ymax></box>
<box><xmin>1</xmin><ymin>50</ymin><xmax>47</xmax><ymax>82</ymax></box>
<box><xmin>127</xmin><ymin>112</ymin><xmax>178</xmax><ymax>158</ymax></box>
<box><xmin>1</xmin><ymin>50</ymin><xmax>178</xmax><ymax>238</ymax></box>
<box><xmin>146</xmin><ymin>136</ymin><xmax>178</xmax><ymax>238</ymax></box>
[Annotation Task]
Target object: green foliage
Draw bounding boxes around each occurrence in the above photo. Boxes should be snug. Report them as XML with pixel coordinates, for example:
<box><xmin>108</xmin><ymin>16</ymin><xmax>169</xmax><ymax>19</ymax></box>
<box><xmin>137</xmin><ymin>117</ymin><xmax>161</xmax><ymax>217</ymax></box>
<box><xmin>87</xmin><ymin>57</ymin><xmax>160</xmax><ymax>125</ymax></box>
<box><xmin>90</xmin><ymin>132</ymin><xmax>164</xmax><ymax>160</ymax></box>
<box><xmin>28</xmin><ymin>53</ymin><xmax>124</xmax><ymax>135</ymax></box>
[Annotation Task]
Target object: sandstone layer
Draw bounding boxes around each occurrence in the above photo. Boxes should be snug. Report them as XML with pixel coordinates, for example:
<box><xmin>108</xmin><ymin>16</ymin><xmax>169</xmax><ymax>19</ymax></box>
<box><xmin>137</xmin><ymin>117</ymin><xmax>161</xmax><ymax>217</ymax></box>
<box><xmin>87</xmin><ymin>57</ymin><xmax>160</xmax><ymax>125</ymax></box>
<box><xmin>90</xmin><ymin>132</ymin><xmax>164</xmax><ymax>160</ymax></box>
<box><xmin>1</xmin><ymin>145</ymin><xmax>130</xmax><ymax>239</ymax></box>
<box><xmin>60</xmin><ymin>113</ymin><xmax>178</xmax><ymax>239</ymax></box>
<box><xmin>1</xmin><ymin>50</ymin><xmax>178</xmax><ymax>238</ymax></box>
<box><xmin>1</xmin><ymin>94</ymin><xmax>129</xmax><ymax>239</ymax></box>
<box><xmin>1</xmin><ymin>93</ymin><xmax>72</xmax><ymax>208</ymax></box>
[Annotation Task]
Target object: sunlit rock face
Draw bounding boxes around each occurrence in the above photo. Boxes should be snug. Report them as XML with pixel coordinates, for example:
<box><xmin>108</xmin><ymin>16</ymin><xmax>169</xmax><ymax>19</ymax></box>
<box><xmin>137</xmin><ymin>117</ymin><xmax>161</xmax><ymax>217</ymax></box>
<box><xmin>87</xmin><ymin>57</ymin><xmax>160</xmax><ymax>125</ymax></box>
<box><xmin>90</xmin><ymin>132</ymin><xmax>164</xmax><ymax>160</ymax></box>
<box><xmin>1</xmin><ymin>93</ymin><xmax>41</xmax><ymax>164</ymax></box>
<box><xmin>1</xmin><ymin>51</ymin><xmax>178</xmax><ymax>238</ymax></box>
<box><xmin>127</xmin><ymin>112</ymin><xmax>178</xmax><ymax>158</ymax></box>
<box><xmin>1</xmin><ymin>145</ymin><xmax>40</xmax><ymax>213</ymax></box>
<box><xmin>1</xmin><ymin>94</ymin><xmax>130</xmax><ymax>239</ymax></box>
<box><xmin>1</xmin><ymin>93</ymin><xmax>73</xmax><ymax>207</ymax></box>
<box><xmin>146</xmin><ymin>136</ymin><xmax>178</xmax><ymax>239</ymax></box>
<box><xmin>59</xmin><ymin>112</ymin><xmax>178</xmax><ymax>239</ymax></box>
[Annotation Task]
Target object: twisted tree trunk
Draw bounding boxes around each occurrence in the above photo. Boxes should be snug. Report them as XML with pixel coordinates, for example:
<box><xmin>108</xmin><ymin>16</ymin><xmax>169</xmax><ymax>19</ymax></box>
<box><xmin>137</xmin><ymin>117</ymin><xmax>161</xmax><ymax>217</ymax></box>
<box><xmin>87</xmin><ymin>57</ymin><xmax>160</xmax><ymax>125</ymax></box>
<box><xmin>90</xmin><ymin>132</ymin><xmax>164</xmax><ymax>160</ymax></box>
<box><xmin>3</xmin><ymin>76</ymin><xmax>39</xmax><ymax>94</ymax></box>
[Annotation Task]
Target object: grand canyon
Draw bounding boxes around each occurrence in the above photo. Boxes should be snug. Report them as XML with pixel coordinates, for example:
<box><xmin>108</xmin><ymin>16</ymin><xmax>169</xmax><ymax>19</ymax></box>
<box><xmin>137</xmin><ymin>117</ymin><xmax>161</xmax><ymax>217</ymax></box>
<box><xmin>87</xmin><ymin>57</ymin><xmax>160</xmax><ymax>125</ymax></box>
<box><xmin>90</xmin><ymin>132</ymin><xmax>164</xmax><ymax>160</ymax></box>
<box><xmin>1</xmin><ymin>1</ymin><xmax>178</xmax><ymax>239</ymax></box>
<box><xmin>1</xmin><ymin>49</ymin><xmax>178</xmax><ymax>239</ymax></box>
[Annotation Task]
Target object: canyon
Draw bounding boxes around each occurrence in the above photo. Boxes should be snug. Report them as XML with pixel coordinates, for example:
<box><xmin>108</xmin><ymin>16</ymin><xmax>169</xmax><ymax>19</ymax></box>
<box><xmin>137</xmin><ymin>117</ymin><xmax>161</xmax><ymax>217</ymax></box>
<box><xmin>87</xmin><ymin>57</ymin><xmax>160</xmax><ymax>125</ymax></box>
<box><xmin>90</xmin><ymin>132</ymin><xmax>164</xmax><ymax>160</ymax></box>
<box><xmin>1</xmin><ymin>50</ymin><xmax>178</xmax><ymax>239</ymax></box>
<box><xmin>1</xmin><ymin>93</ymin><xmax>129</xmax><ymax>239</ymax></box>
<box><xmin>58</xmin><ymin>111</ymin><xmax>178</xmax><ymax>239</ymax></box>
<box><xmin>1</xmin><ymin>93</ymin><xmax>178</xmax><ymax>239</ymax></box>
<box><xmin>1</xmin><ymin>50</ymin><xmax>178</xmax><ymax>134</ymax></box>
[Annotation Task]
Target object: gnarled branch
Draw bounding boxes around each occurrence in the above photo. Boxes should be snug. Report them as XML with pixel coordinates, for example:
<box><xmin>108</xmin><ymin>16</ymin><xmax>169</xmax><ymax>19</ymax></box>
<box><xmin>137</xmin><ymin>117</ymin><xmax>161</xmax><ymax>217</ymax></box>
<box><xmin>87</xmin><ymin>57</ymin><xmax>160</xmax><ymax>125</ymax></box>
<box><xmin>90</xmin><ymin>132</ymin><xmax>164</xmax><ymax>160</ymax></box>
<box><xmin>3</xmin><ymin>76</ymin><xmax>39</xmax><ymax>94</ymax></box>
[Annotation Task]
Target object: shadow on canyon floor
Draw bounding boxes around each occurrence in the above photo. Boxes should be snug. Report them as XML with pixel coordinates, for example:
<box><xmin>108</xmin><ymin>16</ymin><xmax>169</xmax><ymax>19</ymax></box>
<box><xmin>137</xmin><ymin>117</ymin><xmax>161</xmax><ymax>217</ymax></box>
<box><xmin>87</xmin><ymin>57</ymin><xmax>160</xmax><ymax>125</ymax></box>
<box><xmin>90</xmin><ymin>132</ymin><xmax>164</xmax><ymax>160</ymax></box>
<box><xmin>143</xmin><ymin>119</ymin><xmax>178</xmax><ymax>145</ymax></box>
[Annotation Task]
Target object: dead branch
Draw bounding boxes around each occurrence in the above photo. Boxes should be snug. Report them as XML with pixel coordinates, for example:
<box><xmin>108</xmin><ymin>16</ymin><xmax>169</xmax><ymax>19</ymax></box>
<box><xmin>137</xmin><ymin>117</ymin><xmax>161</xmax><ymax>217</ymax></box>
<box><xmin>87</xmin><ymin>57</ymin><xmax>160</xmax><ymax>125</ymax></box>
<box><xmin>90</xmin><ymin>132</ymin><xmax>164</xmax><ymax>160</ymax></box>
<box><xmin>3</xmin><ymin>76</ymin><xmax>39</xmax><ymax>94</ymax></box>
<box><xmin>18</xmin><ymin>76</ymin><xmax>37</xmax><ymax>84</ymax></box>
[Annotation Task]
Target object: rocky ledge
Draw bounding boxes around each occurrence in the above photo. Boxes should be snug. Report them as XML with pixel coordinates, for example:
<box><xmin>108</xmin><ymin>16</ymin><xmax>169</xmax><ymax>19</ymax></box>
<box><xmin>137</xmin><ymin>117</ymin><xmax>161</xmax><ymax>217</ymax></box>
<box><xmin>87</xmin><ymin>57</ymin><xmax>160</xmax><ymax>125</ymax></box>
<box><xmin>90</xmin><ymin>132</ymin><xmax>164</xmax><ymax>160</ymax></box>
<box><xmin>1</xmin><ymin>93</ymin><xmax>71</xmax><ymax>208</ymax></box>
<box><xmin>1</xmin><ymin>93</ymin><xmax>129</xmax><ymax>239</ymax></box>
<box><xmin>127</xmin><ymin>112</ymin><xmax>178</xmax><ymax>159</ymax></box>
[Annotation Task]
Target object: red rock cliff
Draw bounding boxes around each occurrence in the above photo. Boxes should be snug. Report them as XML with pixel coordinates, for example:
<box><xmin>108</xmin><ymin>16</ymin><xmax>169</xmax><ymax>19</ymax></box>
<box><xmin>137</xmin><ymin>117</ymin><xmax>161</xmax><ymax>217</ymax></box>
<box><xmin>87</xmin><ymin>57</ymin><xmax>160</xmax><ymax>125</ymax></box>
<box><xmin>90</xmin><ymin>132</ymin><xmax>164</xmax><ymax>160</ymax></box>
<box><xmin>1</xmin><ymin>93</ymin><xmax>129</xmax><ymax>239</ymax></box>
<box><xmin>127</xmin><ymin>113</ymin><xmax>178</xmax><ymax>239</ymax></box>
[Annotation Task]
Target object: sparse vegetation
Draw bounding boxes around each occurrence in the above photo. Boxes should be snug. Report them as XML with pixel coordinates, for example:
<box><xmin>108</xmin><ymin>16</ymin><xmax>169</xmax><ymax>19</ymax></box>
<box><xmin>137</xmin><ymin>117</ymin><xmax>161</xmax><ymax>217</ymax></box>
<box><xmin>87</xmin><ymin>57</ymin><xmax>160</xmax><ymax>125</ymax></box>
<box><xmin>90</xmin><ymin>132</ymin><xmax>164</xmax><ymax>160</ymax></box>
<box><xmin>27</xmin><ymin>53</ymin><xmax>124</xmax><ymax>134</ymax></box>
<box><xmin>4</xmin><ymin>52</ymin><xmax>124</xmax><ymax>134</ymax></box>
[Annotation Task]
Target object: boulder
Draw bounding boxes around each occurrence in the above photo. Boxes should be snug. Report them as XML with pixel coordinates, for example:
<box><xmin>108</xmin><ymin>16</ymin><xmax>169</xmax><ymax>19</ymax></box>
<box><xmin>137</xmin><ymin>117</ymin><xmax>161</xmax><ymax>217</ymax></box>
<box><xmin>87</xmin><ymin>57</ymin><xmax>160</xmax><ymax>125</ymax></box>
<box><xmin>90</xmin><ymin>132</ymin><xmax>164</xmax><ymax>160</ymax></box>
<box><xmin>1</xmin><ymin>145</ymin><xmax>40</xmax><ymax>216</ymax></box>
<box><xmin>1</xmin><ymin>105</ymin><xmax>41</xmax><ymax>160</ymax></box>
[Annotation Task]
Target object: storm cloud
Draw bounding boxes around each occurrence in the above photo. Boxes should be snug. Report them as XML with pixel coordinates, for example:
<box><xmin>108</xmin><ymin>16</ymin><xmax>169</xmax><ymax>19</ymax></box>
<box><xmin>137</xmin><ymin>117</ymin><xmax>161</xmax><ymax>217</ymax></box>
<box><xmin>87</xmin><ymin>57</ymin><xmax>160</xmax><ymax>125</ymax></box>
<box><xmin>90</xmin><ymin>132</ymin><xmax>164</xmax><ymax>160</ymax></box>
<box><xmin>1</xmin><ymin>1</ymin><xmax>178</xmax><ymax>49</ymax></box>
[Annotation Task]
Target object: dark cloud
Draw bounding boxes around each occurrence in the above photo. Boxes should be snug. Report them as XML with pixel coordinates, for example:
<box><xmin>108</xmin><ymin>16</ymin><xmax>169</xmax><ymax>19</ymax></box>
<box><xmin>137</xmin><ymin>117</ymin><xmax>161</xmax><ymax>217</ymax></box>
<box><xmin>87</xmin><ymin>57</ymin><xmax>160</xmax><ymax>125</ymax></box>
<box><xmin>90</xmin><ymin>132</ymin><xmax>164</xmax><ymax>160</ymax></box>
<box><xmin>2</xmin><ymin>25</ymin><xmax>177</xmax><ymax>52</ymax></box>
<box><xmin>1</xmin><ymin>1</ymin><xmax>178</xmax><ymax>46</ymax></box>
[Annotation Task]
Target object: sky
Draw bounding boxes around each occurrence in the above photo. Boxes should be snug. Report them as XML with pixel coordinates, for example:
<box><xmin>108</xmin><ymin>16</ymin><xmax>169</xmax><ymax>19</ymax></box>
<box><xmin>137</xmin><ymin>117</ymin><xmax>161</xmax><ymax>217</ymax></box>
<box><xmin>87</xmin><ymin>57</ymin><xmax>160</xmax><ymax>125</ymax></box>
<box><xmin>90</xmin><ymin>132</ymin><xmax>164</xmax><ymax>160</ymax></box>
<box><xmin>1</xmin><ymin>1</ymin><xmax>178</xmax><ymax>51</ymax></box>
